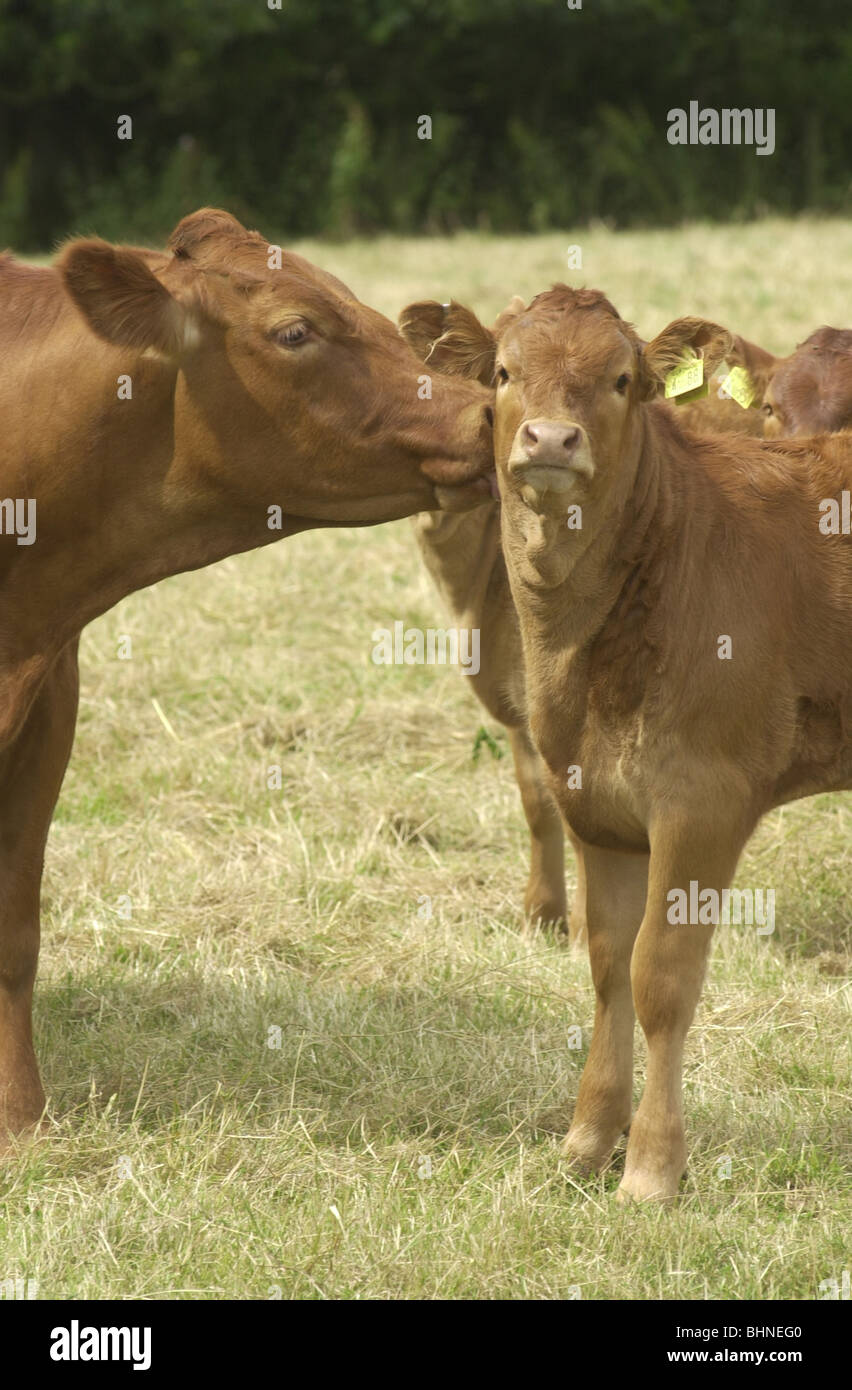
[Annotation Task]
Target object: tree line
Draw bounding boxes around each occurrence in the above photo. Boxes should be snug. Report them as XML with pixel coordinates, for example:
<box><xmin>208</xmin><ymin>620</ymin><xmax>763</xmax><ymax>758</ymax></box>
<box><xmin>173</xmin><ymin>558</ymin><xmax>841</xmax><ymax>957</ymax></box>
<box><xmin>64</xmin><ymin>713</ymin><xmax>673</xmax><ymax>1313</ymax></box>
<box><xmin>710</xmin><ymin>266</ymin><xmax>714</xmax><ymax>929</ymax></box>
<box><xmin>0</xmin><ymin>0</ymin><xmax>848</xmax><ymax>249</ymax></box>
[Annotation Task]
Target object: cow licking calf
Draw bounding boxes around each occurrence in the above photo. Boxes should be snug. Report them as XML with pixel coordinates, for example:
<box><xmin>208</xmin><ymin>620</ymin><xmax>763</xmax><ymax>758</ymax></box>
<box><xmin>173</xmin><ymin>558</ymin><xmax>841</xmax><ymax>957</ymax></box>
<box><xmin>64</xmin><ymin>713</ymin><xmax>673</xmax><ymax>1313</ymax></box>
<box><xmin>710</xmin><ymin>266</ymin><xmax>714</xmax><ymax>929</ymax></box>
<box><xmin>411</xmin><ymin>284</ymin><xmax>852</xmax><ymax>1201</ymax></box>
<box><xmin>0</xmin><ymin>208</ymin><xmax>493</xmax><ymax>1152</ymax></box>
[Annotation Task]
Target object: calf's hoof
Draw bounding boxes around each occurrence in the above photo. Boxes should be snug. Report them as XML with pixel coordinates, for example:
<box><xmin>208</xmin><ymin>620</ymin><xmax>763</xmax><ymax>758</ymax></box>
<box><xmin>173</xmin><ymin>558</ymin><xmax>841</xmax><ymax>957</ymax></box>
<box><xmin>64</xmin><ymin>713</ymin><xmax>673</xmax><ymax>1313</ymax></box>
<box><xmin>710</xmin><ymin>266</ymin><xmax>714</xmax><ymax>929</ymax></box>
<box><xmin>561</xmin><ymin>1118</ymin><xmax>627</xmax><ymax>1175</ymax></box>
<box><xmin>522</xmin><ymin>895</ymin><xmax>569</xmax><ymax>938</ymax></box>
<box><xmin>615</xmin><ymin>1168</ymin><xmax>682</xmax><ymax>1204</ymax></box>
<box><xmin>0</xmin><ymin>1080</ymin><xmax>47</xmax><ymax>1157</ymax></box>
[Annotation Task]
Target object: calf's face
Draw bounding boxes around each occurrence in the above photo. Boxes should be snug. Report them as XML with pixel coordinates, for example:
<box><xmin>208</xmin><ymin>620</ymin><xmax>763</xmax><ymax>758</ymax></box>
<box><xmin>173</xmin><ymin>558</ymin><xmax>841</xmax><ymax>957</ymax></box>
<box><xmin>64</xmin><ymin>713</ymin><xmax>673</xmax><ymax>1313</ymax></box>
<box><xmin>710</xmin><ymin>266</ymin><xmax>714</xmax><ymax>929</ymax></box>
<box><xmin>491</xmin><ymin>288</ymin><xmax>731</xmax><ymax>523</ymax></box>
<box><xmin>400</xmin><ymin>287</ymin><xmax>732</xmax><ymax>535</ymax></box>
<box><xmin>60</xmin><ymin>209</ymin><xmax>493</xmax><ymax>523</ymax></box>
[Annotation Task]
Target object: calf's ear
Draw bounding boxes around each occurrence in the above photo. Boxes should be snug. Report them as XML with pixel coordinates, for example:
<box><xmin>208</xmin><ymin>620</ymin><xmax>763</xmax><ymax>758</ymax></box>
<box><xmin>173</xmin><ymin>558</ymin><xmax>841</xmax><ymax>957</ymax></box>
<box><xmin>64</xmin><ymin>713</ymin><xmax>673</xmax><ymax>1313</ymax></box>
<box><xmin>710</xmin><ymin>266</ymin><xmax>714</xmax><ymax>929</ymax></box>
<box><xmin>725</xmin><ymin>335</ymin><xmax>780</xmax><ymax>396</ymax></box>
<box><xmin>639</xmin><ymin>317</ymin><xmax>733</xmax><ymax>400</ymax></box>
<box><xmin>492</xmin><ymin>294</ymin><xmax>526</xmax><ymax>336</ymax></box>
<box><xmin>60</xmin><ymin>239</ymin><xmax>199</xmax><ymax>357</ymax></box>
<box><xmin>399</xmin><ymin>299</ymin><xmax>496</xmax><ymax>383</ymax></box>
<box><xmin>168</xmin><ymin>207</ymin><xmax>247</xmax><ymax>259</ymax></box>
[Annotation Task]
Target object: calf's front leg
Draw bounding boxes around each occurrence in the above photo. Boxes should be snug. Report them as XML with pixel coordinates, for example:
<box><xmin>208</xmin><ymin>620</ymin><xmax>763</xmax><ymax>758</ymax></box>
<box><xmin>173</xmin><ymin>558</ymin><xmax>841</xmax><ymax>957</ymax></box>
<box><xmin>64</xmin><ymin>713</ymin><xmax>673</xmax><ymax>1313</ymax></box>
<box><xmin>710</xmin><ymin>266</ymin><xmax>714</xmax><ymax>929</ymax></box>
<box><xmin>617</xmin><ymin>818</ymin><xmax>745</xmax><ymax>1202</ymax></box>
<box><xmin>562</xmin><ymin>842</ymin><xmax>648</xmax><ymax>1171</ymax></box>
<box><xmin>508</xmin><ymin>724</ymin><xmax>568</xmax><ymax>933</ymax></box>
<box><xmin>0</xmin><ymin>641</ymin><xmax>80</xmax><ymax>1152</ymax></box>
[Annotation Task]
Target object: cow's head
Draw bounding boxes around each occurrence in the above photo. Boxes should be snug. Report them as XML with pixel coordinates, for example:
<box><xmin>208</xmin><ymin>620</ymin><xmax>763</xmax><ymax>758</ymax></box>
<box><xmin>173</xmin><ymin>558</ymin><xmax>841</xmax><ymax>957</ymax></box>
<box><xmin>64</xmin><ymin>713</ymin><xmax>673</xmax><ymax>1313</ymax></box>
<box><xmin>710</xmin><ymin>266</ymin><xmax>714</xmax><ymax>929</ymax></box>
<box><xmin>755</xmin><ymin>328</ymin><xmax>852</xmax><ymax>438</ymax></box>
<box><xmin>58</xmin><ymin>209</ymin><xmax>493</xmax><ymax>523</ymax></box>
<box><xmin>724</xmin><ymin>328</ymin><xmax>852</xmax><ymax>438</ymax></box>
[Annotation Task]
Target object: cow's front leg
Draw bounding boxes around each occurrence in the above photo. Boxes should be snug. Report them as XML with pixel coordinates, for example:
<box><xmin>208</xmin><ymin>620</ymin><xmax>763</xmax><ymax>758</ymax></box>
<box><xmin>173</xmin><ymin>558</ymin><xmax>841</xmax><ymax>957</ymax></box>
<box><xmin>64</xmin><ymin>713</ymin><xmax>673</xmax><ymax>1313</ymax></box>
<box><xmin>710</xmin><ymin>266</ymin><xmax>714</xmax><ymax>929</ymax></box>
<box><xmin>508</xmin><ymin>725</ymin><xmax>568</xmax><ymax>933</ymax></box>
<box><xmin>617</xmin><ymin>817</ymin><xmax>745</xmax><ymax>1202</ymax></box>
<box><xmin>562</xmin><ymin>842</ymin><xmax>648</xmax><ymax>1172</ymax></box>
<box><xmin>0</xmin><ymin>641</ymin><xmax>79</xmax><ymax>1153</ymax></box>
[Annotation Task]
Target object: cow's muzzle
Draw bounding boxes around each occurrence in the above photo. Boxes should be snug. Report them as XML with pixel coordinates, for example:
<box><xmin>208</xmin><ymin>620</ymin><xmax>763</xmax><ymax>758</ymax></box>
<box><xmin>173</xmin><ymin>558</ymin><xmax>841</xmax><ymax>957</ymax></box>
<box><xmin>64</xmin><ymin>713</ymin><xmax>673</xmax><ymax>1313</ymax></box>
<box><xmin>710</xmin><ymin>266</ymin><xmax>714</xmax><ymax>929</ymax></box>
<box><xmin>508</xmin><ymin>418</ymin><xmax>593</xmax><ymax>493</ymax></box>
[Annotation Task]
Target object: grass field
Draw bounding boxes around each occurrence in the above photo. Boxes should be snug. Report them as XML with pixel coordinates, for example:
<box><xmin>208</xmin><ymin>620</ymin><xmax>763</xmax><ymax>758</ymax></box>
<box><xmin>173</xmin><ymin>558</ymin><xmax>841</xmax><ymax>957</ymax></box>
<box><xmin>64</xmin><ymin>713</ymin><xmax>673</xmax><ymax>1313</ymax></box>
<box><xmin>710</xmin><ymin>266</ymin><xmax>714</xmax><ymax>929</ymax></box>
<box><xmin>2</xmin><ymin>220</ymin><xmax>850</xmax><ymax>1300</ymax></box>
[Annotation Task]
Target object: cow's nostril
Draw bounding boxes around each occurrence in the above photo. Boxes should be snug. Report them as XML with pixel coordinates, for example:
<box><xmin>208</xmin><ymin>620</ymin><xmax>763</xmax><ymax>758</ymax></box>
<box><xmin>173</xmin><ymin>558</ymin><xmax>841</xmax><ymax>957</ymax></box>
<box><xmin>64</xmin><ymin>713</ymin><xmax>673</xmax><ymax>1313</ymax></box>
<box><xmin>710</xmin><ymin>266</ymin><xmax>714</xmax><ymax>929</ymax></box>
<box><xmin>523</xmin><ymin>423</ymin><xmax>540</xmax><ymax>447</ymax></box>
<box><xmin>563</xmin><ymin>427</ymin><xmax>580</xmax><ymax>452</ymax></box>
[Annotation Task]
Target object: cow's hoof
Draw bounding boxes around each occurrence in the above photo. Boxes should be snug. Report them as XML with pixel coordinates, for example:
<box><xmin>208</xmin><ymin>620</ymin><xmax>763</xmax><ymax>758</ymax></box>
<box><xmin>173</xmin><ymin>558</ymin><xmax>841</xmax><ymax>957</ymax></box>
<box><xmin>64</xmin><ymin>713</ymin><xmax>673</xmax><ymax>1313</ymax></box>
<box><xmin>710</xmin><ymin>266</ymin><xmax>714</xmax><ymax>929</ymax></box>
<box><xmin>521</xmin><ymin>904</ymin><xmax>569</xmax><ymax>938</ymax></box>
<box><xmin>560</xmin><ymin>1150</ymin><xmax>599</xmax><ymax>1179</ymax></box>
<box><xmin>561</xmin><ymin>1123</ymin><xmax>624</xmax><ymax>1176</ymax></box>
<box><xmin>0</xmin><ymin>1119</ymin><xmax>46</xmax><ymax>1160</ymax></box>
<box><xmin>616</xmin><ymin>1169</ymin><xmax>681</xmax><ymax>1204</ymax></box>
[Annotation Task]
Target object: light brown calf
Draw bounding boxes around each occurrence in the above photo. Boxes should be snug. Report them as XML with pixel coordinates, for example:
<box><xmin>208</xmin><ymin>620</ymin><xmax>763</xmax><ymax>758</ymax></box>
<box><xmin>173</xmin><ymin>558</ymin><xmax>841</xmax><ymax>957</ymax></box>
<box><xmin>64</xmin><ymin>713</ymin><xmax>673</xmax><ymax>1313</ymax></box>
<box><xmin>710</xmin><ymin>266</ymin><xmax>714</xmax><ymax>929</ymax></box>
<box><xmin>399</xmin><ymin>301</ymin><xmax>766</xmax><ymax>941</ymax></box>
<box><xmin>418</xmin><ymin>284</ymin><xmax>852</xmax><ymax>1201</ymax></box>
<box><xmin>0</xmin><ymin>208</ymin><xmax>493</xmax><ymax>1151</ymax></box>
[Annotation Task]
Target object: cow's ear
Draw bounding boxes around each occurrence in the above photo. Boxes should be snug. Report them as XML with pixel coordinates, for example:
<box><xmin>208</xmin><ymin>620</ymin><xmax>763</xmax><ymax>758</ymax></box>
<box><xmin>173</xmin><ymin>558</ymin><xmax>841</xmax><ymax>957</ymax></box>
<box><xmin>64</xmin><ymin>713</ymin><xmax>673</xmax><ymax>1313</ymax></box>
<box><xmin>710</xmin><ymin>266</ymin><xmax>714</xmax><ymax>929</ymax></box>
<box><xmin>640</xmin><ymin>317</ymin><xmax>733</xmax><ymax>400</ymax></box>
<box><xmin>60</xmin><ymin>239</ymin><xmax>199</xmax><ymax>357</ymax></box>
<box><xmin>725</xmin><ymin>335</ymin><xmax>780</xmax><ymax>396</ymax></box>
<box><xmin>398</xmin><ymin>300</ymin><xmax>448</xmax><ymax>361</ymax></box>
<box><xmin>399</xmin><ymin>299</ymin><xmax>496</xmax><ymax>384</ymax></box>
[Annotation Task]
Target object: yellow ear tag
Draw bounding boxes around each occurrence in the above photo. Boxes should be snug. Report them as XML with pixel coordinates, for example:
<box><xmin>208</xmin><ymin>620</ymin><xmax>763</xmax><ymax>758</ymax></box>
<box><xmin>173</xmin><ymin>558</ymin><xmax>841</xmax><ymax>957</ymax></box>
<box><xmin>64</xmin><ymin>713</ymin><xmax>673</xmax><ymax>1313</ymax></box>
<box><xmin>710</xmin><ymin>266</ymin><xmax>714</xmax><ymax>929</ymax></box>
<box><xmin>665</xmin><ymin>351</ymin><xmax>705</xmax><ymax>401</ymax></box>
<box><xmin>717</xmin><ymin>365</ymin><xmax>757</xmax><ymax>409</ymax></box>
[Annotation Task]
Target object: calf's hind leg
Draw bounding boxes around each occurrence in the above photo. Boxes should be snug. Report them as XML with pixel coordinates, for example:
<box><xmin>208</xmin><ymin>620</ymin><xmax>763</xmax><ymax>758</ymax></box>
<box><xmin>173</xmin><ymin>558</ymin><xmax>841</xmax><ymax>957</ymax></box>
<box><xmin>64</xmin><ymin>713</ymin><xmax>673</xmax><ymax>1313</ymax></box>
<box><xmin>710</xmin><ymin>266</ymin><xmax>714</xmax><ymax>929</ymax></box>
<box><xmin>0</xmin><ymin>641</ymin><xmax>80</xmax><ymax>1151</ymax></box>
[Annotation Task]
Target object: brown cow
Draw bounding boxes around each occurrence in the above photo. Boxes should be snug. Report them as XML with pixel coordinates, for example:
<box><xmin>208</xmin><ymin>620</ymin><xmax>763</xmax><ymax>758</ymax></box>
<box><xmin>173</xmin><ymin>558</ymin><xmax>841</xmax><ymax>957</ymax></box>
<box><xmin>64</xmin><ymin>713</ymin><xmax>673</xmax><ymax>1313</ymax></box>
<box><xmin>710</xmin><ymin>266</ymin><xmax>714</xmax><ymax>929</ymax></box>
<box><xmin>412</xmin><ymin>284</ymin><xmax>852</xmax><ymax>1201</ymax></box>
<box><xmin>729</xmin><ymin>327</ymin><xmax>852</xmax><ymax>437</ymax></box>
<box><xmin>0</xmin><ymin>208</ymin><xmax>493</xmax><ymax>1151</ymax></box>
<box><xmin>399</xmin><ymin>300</ymin><xmax>764</xmax><ymax>942</ymax></box>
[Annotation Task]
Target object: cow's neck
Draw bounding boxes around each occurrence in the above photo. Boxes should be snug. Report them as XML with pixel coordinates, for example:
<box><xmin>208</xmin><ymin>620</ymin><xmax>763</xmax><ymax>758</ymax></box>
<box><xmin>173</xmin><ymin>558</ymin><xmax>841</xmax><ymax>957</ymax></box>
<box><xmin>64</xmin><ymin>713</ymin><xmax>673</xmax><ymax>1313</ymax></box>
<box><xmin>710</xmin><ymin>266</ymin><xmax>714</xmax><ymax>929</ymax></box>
<box><xmin>0</xmin><ymin>363</ymin><xmax>317</xmax><ymax>745</ymax></box>
<box><xmin>501</xmin><ymin>411</ymin><xmax>679</xmax><ymax>725</ymax></box>
<box><xmin>504</xmin><ymin>416</ymin><xmax>665</xmax><ymax>642</ymax></box>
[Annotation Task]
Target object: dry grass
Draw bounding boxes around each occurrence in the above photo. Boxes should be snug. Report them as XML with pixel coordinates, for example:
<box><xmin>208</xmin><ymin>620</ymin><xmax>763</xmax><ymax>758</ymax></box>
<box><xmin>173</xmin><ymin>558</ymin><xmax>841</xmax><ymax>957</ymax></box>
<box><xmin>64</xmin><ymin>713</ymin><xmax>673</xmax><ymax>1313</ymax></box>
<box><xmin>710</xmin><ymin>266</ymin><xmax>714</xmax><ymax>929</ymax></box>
<box><xmin>1</xmin><ymin>220</ymin><xmax>850</xmax><ymax>1300</ymax></box>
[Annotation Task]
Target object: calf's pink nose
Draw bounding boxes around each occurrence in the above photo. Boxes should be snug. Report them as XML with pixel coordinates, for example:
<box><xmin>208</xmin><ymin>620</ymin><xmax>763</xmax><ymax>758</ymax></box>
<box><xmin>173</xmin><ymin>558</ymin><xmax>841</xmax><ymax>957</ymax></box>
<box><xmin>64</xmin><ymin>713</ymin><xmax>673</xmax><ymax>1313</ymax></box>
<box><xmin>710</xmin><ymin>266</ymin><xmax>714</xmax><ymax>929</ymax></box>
<box><xmin>522</xmin><ymin>421</ymin><xmax>580</xmax><ymax>459</ymax></box>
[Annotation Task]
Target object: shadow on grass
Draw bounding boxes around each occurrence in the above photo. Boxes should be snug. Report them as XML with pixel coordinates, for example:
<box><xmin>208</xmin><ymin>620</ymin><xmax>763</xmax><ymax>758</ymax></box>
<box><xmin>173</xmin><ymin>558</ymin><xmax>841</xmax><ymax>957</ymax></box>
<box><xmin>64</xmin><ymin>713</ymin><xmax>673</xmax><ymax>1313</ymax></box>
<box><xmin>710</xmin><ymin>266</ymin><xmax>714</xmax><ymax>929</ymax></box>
<box><xmin>35</xmin><ymin>963</ymin><xmax>588</xmax><ymax>1147</ymax></box>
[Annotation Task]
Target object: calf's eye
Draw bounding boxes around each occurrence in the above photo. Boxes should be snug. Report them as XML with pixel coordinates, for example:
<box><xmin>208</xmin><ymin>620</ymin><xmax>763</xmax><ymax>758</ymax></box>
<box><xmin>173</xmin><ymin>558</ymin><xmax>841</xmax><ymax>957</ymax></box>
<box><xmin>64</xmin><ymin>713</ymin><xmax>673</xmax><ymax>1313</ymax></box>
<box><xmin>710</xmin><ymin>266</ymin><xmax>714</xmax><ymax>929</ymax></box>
<box><xmin>614</xmin><ymin>373</ymin><xmax>631</xmax><ymax>393</ymax></box>
<box><xmin>496</xmin><ymin>365</ymin><xmax>510</xmax><ymax>385</ymax></box>
<box><xmin>274</xmin><ymin>321</ymin><xmax>310</xmax><ymax>347</ymax></box>
<box><xmin>762</xmin><ymin>402</ymin><xmax>774</xmax><ymax>416</ymax></box>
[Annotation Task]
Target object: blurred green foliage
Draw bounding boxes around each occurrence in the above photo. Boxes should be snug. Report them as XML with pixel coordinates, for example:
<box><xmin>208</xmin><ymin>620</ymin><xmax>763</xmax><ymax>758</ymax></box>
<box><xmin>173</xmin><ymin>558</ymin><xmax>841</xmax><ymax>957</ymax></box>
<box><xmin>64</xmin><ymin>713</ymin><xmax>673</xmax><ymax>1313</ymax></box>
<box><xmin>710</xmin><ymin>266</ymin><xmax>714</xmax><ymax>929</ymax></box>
<box><xmin>0</xmin><ymin>0</ymin><xmax>849</xmax><ymax>248</ymax></box>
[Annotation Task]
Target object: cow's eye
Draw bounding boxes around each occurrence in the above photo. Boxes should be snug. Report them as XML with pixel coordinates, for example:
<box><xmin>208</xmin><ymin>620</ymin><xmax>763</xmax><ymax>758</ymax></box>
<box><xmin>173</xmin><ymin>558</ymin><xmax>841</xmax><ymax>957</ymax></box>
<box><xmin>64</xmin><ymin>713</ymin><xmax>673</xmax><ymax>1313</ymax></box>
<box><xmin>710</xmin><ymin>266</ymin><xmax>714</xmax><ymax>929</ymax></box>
<box><xmin>762</xmin><ymin>402</ymin><xmax>774</xmax><ymax>416</ymax></box>
<box><xmin>615</xmin><ymin>373</ymin><xmax>631</xmax><ymax>393</ymax></box>
<box><xmin>496</xmin><ymin>365</ymin><xmax>510</xmax><ymax>385</ymax></box>
<box><xmin>273</xmin><ymin>321</ymin><xmax>311</xmax><ymax>347</ymax></box>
